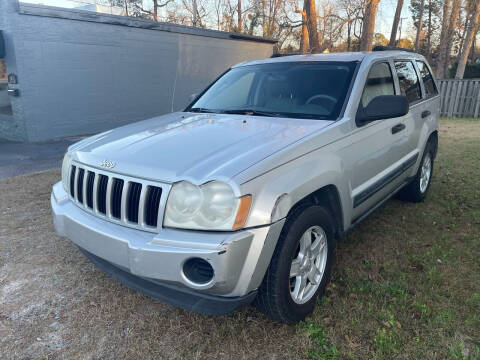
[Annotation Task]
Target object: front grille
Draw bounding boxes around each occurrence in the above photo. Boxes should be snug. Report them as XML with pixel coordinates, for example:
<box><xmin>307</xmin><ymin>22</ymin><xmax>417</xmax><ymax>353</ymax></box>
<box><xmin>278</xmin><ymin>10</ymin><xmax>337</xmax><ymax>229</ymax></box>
<box><xmin>145</xmin><ymin>186</ymin><xmax>162</xmax><ymax>227</ymax></box>
<box><xmin>127</xmin><ymin>182</ymin><xmax>142</xmax><ymax>223</ymax></box>
<box><xmin>67</xmin><ymin>163</ymin><xmax>165</xmax><ymax>231</ymax></box>
<box><xmin>76</xmin><ymin>168</ymin><xmax>85</xmax><ymax>204</ymax></box>
<box><xmin>85</xmin><ymin>171</ymin><xmax>95</xmax><ymax>208</ymax></box>
<box><xmin>110</xmin><ymin>178</ymin><xmax>124</xmax><ymax>219</ymax></box>
<box><xmin>97</xmin><ymin>174</ymin><xmax>108</xmax><ymax>214</ymax></box>
<box><xmin>69</xmin><ymin>166</ymin><xmax>76</xmax><ymax>198</ymax></box>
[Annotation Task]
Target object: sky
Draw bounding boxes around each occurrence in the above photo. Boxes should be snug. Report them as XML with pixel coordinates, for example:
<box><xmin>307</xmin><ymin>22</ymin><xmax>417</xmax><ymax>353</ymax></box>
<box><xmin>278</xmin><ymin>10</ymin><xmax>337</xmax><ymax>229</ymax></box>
<box><xmin>376</xmin><ymin>0</ymin><xmax>415</xmax><ymax>40</ymax></box>
<box><xmin>22</xmin><ymin>0</ymin><xmax>415</xmax><ymax>42</ymax></box>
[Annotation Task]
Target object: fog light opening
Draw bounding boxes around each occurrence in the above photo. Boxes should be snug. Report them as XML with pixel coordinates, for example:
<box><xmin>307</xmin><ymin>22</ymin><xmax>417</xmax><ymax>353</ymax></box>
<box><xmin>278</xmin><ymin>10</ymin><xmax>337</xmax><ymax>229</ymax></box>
<box><xmin>182</xmin><ymin>258</ymin><xmax>214</xmax><ymax>285</ymax></box>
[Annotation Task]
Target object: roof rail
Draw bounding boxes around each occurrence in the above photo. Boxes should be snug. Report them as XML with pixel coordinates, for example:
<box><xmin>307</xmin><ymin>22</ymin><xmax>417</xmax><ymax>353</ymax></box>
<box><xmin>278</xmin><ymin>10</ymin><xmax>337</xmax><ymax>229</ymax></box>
<box><xmin>372</xmin><ymin>45</ymin><xmax>416</xmax><ymax>53</ymax></box>
<box><xmin>270</xmin><ymin>52</ymin><xmax>301</xmax><ymax>58</ymax></box>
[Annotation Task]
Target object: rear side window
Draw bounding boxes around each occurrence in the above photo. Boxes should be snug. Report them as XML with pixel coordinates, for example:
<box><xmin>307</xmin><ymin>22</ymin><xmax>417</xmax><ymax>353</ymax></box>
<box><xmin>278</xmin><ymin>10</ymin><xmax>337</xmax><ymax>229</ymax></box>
<box><xmin>394</xmin><ymin>61</ymin><xmax>422</xmax><ymax>104</ymax></box>
<box><xmin>361</xmin><ymin>62</ymin><xmax>395</xmax><ymax>107</ymax></box>
<box><xmin>416</xmin><ymin>61</ymin><xmax>438</xmax><ymax>98</ymax></box>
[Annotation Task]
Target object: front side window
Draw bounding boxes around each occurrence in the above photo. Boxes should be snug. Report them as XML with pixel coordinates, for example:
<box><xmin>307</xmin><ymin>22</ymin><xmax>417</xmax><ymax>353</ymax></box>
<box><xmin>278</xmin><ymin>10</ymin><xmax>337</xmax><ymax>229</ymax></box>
<box><xmin>189</xmin><ymin>61</ymin><xmax>358</xmax><ymax>120</ymax></box>
<box><xmin>416</xmin><ymin>61</ymin><xmax>438</xmax><ymax>98</ymax></box>
<box><xmin>361</xmin><ymin>62</ymin><xmax>395</xmax><ymax>107</ymax></box>
<box><xmin>394</xmin><ymin>61</ymin><xmax>422</xmax><ymax>104</ymax></box>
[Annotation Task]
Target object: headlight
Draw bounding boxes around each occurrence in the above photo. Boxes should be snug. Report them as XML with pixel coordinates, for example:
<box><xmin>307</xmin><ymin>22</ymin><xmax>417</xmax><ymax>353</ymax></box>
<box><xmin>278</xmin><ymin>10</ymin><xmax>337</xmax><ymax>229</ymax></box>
<box><xmin>61</xmin><ymin>153</ymin><xmax>72</xmax><ymax>192</ymax></box>
<box><xmin>164</xmin><ymin>181</ymin><xmax>251</xmax><ymax>230</ymax></box>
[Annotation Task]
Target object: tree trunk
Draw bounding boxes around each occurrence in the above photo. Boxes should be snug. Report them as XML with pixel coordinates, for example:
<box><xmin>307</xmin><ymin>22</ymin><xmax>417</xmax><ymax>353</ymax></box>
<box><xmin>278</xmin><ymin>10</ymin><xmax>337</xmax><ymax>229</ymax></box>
<box><xmin>437</xmin><ymin>0</ymin><xmax>451</xmax><ymax>78</ymax></box>
<box><xmin>455</xmin><ymin>1</ymin><xmax>480</xmax><ymax>79</ymax></box>
<box><xmin>192</xmin><ymin>0</ymin><xmax>198</xmax><ymax>26</ymax></box>
<box><xmin>389</xmin><ymin>0</ymin><xmax>404</xmax><ymax>46</ymax></box>
<box><xmin>296</xmin><ymin>6</ymin><xmax>309</xmax><ymax>54</ymax></box>
<box><xmin>360</xmin><ymin>0</ymin><xmax>381</xmax><ymax>51</ymax></box>
<box><xmin>262</xmin><ymin>0</ymin><xmax>267</xmax><ymax>36</ymax></box>
<box><xmin>443</xmin><ymin>0</ymin><xmax>461</xmax><ymax>76</ymax></box>
<box><xmin>458</xmin><ymin>14</ymin><xmax>470</xmax><ymax>60</ymax></box>
<box><xmin>237</xmin><ymin>0</ymin><xmax>242</xmax><ymax>32</ymax></box>
<box><xmin>470</xmin><ymin>33</ymin><xmax>476</xmax><ymax>61</ymax></box>
<box><xmin>347</xmin><ymin>21</ymin><xmax>351</xmax><ymax>51</ymax></box>
<box><xmin>304</xmin><ymin>0</ymin><xmax>320</xmax><ymax>53</ymax></box>
<box><xmin>152</xmin><ymin>0</ymin><xmax>158</xmax><ymax>21</ymax></box>
<box><xmin>427</xmin><ymin>0</ymin><xmax>432</xmax><ymax>57</ymax></box>
<box><xmin>414</xmin><ymin>0</ymin><xmax>424</xmax><ymax>50</ymax></box>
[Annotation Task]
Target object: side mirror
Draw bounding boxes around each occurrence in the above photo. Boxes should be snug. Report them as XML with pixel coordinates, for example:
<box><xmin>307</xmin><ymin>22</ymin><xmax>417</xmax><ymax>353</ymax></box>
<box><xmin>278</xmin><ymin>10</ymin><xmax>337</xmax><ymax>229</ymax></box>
<box><xmin>189</xmin><ymin>93</ymin><xmax>198</xmax><ymax>103</ymax></box>
<box><xmin>357</xmin><ymin>95</ymin><xmax>409</xmax><ymax>124</ymax></box>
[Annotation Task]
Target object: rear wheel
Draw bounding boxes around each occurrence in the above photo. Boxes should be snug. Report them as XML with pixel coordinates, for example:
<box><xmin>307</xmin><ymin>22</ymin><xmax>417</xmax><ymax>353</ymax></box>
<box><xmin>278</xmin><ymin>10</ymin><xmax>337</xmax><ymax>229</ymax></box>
<box><xmin>255</xmin><ymin>205</ymin><xmax>335</xmax><ymax>323</ymax></box>
<box><xmin>397</xmin><ymin>142</ymin><xmax>435</xmax><ymax>202</ymax></box>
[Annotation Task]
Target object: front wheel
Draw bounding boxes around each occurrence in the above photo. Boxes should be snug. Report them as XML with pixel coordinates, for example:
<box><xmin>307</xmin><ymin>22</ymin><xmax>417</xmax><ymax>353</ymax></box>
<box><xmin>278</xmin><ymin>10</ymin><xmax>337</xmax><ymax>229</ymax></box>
<box><xmin>254</xmin><ymin>205</ymin><xmax>335</xmax><ymax>323</ymax></box>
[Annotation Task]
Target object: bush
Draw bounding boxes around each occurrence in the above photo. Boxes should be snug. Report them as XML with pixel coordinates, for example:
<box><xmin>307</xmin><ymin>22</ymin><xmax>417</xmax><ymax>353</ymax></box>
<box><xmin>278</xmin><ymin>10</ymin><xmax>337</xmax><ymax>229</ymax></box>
<box><xmin>448</xmin><ymin>61</ymin><xmax>480</xmax><ymax>79</ymax></box>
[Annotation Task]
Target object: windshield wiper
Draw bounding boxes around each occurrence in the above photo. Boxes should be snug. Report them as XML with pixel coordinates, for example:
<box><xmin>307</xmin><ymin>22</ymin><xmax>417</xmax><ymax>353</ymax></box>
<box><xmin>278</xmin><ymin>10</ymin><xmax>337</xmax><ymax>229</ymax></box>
<box><xmin>189</xmin><ymin>107</ymin><xmax>217</xmax><ymax>113</ymax></box>
<box><xmin>222</xmin><ymin>109</ymin><xmax>278</xmax><ymax>117</ymax></box>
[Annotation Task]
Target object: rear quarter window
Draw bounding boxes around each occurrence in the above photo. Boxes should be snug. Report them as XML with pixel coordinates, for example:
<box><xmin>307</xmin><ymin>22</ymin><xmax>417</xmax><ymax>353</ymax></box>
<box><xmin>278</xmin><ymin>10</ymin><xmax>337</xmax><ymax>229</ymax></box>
<box><xmin>416</xmin><ymin>61</ymin><xmax>438</xmax><ymax>98</ymax></box>
<box><xmin>394</xmin><ymin>61</ymin><xmax>422</xmax><ymax>104</ymax></box>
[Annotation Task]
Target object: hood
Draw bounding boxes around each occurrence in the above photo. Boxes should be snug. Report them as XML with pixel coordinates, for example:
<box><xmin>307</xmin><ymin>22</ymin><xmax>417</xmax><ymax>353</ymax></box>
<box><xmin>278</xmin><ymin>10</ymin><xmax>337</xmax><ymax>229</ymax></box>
<box><xmin>71</xmin><ymin>112</ymin><xmax>332</xmax><ymax>183</ymax></box>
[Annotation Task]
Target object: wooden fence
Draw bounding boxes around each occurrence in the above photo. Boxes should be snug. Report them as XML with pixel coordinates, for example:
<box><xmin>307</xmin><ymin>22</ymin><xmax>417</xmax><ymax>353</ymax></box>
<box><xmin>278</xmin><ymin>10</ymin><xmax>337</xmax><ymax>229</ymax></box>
<box><xmin>438</xmin><ymin>79</ymin><xmax>480</xmax><ymax>118</ymax></box>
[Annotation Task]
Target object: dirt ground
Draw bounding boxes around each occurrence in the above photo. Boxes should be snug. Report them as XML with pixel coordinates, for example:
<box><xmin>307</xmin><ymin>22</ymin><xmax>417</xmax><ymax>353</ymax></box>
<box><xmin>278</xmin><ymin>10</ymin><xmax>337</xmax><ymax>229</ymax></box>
<box><xmin>1</xmin><ymin>119</ymin><xmax>479</xmax><ymax>359</ymax></box>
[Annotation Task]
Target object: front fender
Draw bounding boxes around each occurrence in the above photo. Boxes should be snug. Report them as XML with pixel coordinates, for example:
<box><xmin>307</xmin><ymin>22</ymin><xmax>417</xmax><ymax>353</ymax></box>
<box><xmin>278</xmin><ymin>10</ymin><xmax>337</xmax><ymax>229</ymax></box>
<box><xmin>238</xmin><ymin>151</ymin><xmax>350</xmax><ymax>230</ymax></box>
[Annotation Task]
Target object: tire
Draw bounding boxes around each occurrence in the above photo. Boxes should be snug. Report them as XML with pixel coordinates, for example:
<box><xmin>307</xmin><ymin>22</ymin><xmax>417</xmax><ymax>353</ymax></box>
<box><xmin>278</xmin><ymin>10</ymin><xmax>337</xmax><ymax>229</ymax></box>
<box><xmin>254</xmin><ymin>205</ymin><xmax>335</xmax><ymax>323</ymax></box>
<box><xmin>397</xmin><ymin>142</ymin><xmax>435</xmax><ymax>203</ymax></box>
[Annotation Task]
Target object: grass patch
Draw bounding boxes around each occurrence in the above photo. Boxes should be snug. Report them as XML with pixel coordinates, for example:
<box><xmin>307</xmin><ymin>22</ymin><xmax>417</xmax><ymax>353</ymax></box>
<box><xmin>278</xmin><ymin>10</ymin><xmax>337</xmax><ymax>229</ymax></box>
<box><xmin>0</xmin><ymin>118</ymin><xmax>478</xmax><ymax>358</ymax></box>
<box><xmin>302</xmin><ymin>323</ymin><xmax>340</xmax><ymax>360</ymax></box>
<box><xmin>305</xmin><ymin>118</ymin><xmax>480</xmax><ymax>359</ymax></box>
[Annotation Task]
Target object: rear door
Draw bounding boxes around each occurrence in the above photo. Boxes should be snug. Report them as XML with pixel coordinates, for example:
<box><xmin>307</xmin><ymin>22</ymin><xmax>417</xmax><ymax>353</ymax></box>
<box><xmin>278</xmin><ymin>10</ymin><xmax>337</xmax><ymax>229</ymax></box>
<box><xmin>393</xmin><ymin>59</ymin><xmax>426</xmax><ymax>165</ymax></box>
<box><xmin>414</xmin><ymin>59</ymin><xmax>440</xmax><ymax>146</ymax></box>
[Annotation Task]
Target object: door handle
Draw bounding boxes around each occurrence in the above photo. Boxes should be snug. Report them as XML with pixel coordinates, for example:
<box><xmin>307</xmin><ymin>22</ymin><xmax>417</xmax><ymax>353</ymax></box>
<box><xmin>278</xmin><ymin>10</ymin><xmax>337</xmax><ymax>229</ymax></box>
<box><xmin>421</xmin><ymin>110</ymin><xmax>431</xmax><ymax>118</ymax></box>
<box><xmin>391</xmin><ymin>123</ymin><xmax>405</xmax><ymax>134</ymax></box>
<box><xmin>7</xmin><ymin>88</ymin><xmax>20</xmax><ymax>97</ymax></box>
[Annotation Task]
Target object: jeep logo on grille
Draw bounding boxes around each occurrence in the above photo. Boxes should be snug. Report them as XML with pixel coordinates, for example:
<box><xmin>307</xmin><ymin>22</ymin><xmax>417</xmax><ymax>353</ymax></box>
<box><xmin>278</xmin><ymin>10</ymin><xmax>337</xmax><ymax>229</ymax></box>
<box><xmin>100</xmin><ymin>159</ymin><xmax>116</xmax><ymax>169</ymax></box>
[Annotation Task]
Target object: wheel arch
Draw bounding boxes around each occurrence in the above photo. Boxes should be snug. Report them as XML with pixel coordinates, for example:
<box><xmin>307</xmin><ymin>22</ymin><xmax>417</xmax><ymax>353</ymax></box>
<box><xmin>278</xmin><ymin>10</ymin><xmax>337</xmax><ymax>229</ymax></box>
<box><xmin>427</xmin><ymin>130</ymin><xmax>438</xmax><ymax>158</ymax></box>
<box><xmin>283</xmin><ymin>184</ymin><xmax>344</xmax><ymax>241</ymax></box>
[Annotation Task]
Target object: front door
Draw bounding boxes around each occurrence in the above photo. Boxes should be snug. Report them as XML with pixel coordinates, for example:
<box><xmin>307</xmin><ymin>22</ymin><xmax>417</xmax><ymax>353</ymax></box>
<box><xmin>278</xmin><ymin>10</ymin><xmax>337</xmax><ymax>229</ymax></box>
<box><xmin>347</xmin><ymin>61</ymin><xmax>415</xmax><ymax>221</ymax></box>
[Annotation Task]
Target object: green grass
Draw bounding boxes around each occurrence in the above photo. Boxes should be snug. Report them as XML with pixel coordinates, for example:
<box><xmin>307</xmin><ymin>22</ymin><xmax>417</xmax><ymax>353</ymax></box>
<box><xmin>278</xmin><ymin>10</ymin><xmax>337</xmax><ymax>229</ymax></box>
<box><xmin>300</xmin><ymin>118</ymin><xmax>480</xmax><ymax>359</ymax></box>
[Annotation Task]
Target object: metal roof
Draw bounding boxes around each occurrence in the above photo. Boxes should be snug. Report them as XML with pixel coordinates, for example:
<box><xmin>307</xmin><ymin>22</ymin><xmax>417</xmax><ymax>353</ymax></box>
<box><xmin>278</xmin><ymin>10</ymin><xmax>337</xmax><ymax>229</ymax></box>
<box><xmin>234</xmin><ymin>50</ymin><xmax>425</xmax><ymax>67</ymax></box>
<box><xmin>18</xmin><ymin>2</ymin><xmax>277</xmax><ymax>44</ymax></box>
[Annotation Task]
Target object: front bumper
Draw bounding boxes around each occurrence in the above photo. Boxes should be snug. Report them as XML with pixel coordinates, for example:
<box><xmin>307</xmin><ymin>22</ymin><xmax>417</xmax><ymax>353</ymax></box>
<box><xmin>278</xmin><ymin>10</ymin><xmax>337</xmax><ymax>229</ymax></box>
<box><xmin>51</xmin><ymin>182</ymin><xmax>284</xmax><ymax>302</ymax></box>
<box><xmin>78</xmin><ymin>247</ymin><xmax>257</xmax><ymax>315</ymax></box>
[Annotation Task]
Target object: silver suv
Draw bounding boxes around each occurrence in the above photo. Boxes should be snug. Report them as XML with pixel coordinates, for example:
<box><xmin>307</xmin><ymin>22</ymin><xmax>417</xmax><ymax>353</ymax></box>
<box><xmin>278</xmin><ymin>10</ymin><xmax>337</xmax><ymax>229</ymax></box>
<box><xmin>51</xmin><ymin>49</ymin><xmax>439</xmax><ymax>323</ymax></box>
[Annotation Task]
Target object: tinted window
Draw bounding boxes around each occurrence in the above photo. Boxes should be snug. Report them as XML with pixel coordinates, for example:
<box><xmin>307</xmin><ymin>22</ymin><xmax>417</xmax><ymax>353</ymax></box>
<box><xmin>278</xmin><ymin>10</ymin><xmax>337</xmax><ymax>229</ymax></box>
<box><xmin>361</xmin><ymin>62</ymin><xmax>395</xmax><ymax>107</ymax></box>
<box><xmin>416</xmin><ymin>61</ymin><xmax>438</xmax><ymax>98</ymax></box>
<box><xmin>190</xmin><ymin>62</ymin><xmax>358</xmax><ymax>120</ymax></box>
<box><xmin>395</xmin><ymin>61</ymin><xmax>422</xmax><ymax>103</ymax></box>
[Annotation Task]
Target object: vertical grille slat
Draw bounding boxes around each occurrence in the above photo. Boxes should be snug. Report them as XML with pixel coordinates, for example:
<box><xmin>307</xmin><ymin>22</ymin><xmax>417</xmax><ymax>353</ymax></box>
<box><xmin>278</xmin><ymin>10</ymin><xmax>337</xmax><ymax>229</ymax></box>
<box><xmin>76</xmin><ymin>168</ymin><xmax>85</xmax><ymax>204</ymax></box>
<box><xmin>86</xmin><ymin>171</ymin><xmax>95</xmax><ymax>208</ymax></box>
<box><xmin>69</xmin><ymin>166</ymin><xmax>76</xmax><ymax>197</ymax></box>
<box><xmin>110</xmin><ymin>178</ymin><xmax>124</xmax><ymax>219</ymax></box>
<box><xmin>67</xmin><ymin>164</ymin><xmax>163</xmax><ymax>231</ymax></box>
<box><xmin>145</xmin><ymin>186</ymin><xmax>162</xmax><ymax>227</ymax></box>
<box><xmin>127</xmin><ymin>182</ymin><xmax>142</xmax><ymax>223</ymax></box>
<box><xmin>97</xmin><ymin>174</ymin><xmax>109</xmax><ymax>214</ymax></box>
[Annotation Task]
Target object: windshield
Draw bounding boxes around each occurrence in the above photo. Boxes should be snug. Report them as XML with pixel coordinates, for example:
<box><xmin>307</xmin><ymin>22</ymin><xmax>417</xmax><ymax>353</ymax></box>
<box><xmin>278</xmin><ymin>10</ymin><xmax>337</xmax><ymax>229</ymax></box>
<box><xmin>187</xmin><ymin>61</ymin><xmax>358</xmax><ymax>120</ymax></box>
